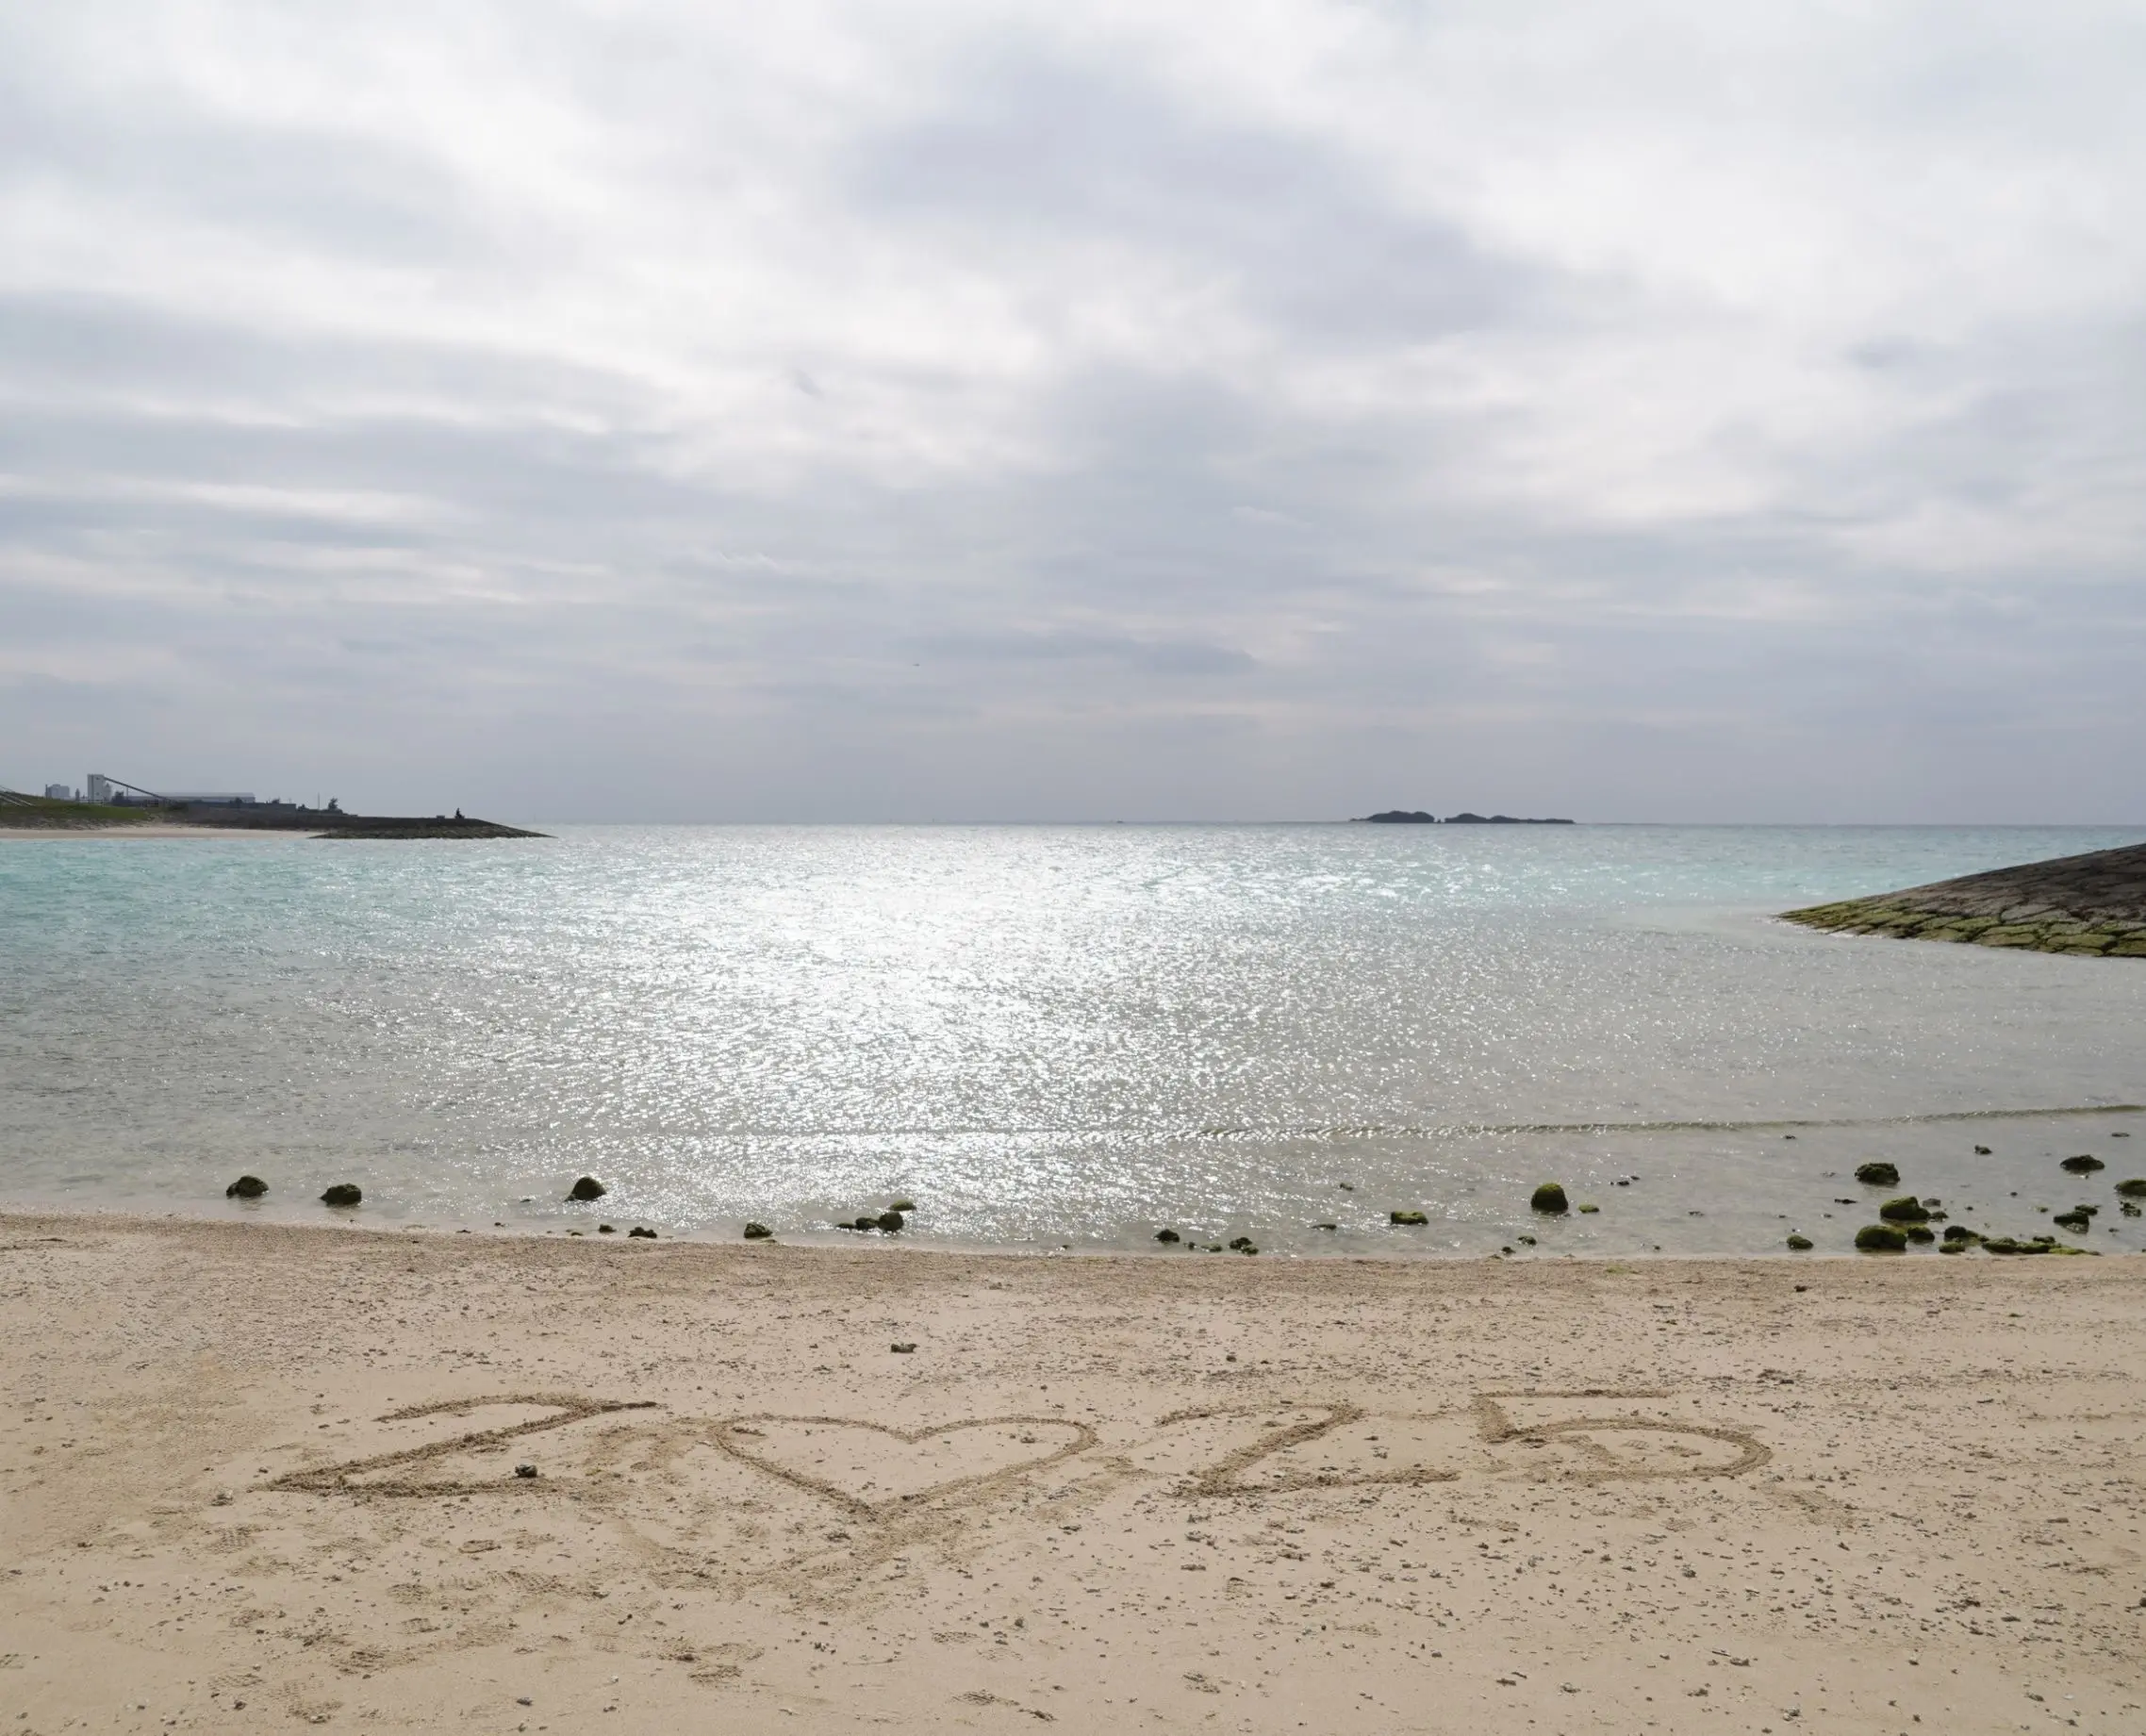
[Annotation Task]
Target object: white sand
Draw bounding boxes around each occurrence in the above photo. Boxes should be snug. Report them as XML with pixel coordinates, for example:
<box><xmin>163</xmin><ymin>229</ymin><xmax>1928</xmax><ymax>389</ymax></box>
<box><xmin>2</xmin><ymin>1213</ymin><xmax>2141</xmax><ymax>1733</ymax></box>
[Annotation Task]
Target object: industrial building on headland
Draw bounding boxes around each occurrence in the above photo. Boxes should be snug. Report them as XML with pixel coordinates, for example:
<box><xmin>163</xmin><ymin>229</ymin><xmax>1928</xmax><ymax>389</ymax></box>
<box><xmin>80</xmin><ymin>773</ymin><xmax>301</xmax><ymax>811</ymax></box>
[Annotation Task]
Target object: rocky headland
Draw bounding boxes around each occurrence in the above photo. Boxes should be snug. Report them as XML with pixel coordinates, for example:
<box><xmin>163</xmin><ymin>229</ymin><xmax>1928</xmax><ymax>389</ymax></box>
<box><xmin>1783</xmin><ymin>839</ymin><xmax>2146</xmax><ymax>958</ymax></box>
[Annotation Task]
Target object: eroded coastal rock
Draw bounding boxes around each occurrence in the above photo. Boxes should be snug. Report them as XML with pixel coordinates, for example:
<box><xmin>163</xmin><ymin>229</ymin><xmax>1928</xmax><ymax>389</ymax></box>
<box><xmin>1782</xmin><ymin>840</ymin><xmax>2146</xmax><ymax>958</ymax></box>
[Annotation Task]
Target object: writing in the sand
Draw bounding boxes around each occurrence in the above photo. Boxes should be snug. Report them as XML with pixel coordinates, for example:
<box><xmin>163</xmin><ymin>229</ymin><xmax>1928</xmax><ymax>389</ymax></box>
<box><xmin>269</xmin><ymin>1388</ymin><xmax>1768</xmax><ymax>1516</ymax></box>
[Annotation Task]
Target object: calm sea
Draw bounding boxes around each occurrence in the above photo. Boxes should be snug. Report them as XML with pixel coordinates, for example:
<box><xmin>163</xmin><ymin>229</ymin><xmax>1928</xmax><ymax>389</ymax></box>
<box><xmin>3</xmin><ymin>824</ymin><xmax>2142</xmax><ymax>1257</ymax></box>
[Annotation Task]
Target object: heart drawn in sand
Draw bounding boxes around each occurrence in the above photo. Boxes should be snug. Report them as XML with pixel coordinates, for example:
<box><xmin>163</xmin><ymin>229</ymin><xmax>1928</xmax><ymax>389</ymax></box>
<box><xmin>705</xmin><ymin>1414</ymin><xmax>1098</xmax><ymax>1518</ymax></box>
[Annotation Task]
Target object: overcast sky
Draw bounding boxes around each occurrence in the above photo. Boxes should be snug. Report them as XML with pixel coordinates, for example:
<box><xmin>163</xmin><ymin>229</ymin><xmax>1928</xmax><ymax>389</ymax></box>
<box><xmin>4</xmin><ymin>1</ymin><xmax>2143</xmax><ymax>821</ymax></box>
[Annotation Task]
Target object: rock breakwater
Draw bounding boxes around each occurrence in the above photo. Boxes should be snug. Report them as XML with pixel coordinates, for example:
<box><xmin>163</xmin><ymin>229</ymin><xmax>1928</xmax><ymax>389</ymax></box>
<box><xmin>1783</xmin><ymin>840</ymin><xmax>2146</xmax><ymax>958</ymax></box>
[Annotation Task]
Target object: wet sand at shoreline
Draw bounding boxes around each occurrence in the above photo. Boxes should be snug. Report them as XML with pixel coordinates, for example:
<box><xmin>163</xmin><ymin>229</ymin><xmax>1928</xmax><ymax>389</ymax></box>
<box><xmin>2</xmin><ymin>1213</ymin><xmax>2141</xmax><ymax>1733</ymax></box>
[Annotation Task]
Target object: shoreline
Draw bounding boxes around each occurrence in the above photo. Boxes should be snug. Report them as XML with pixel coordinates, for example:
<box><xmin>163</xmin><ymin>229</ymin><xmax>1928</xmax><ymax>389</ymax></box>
<box><xmin>9</xmin><ymin>1199</ymin><xmax>2144</xmax><ymax>1264</ymax></box>
<box><xmin>4</xmin><ymin>1210</ymin><xmax>2141</xmax><ymax>1733</ymax></box>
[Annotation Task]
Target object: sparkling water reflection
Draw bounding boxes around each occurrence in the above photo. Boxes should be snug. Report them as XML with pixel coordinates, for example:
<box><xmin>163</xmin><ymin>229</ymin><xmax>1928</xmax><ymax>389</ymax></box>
<box><xmin>2</xmin><ymin>824</ymin><xmax>2142</xmax><ymax>1256</ymax></box>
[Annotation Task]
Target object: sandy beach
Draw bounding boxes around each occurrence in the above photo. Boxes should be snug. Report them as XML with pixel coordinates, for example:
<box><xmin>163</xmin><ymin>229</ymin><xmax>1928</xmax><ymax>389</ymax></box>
<box><xmin>2</xmin><ymin>1216</ymin><xmax>2140</xmax><ymax>1734</ymax></box>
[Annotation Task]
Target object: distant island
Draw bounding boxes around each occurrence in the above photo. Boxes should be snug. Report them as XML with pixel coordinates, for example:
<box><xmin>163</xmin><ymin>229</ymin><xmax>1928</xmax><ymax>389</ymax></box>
<box><xmin>1</xmin><ymin>783</ymin><xmax>544</xmax><ymax>839</ymax></box>
<box><xmin>1355</xmin><ymin>810</ymin><xmax>1575</xmax><ymax>824</ymax></box>
<box><xmin>1783</xmin><ymin>839</ymin><xmax>2146</xmax><ymax>958</ymax></box>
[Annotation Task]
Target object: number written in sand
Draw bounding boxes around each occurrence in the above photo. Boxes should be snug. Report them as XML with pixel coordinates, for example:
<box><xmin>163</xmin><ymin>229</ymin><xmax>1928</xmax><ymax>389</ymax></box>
<box><xmin>270</xmin><ymin>1388</ymin><xmax>1765</xmax><ymax>1511</ymax></box>
<box><xmin>267</xmin><ymin>1393</ymin><xmax>657</xmax><ymax>1497</ymax></box>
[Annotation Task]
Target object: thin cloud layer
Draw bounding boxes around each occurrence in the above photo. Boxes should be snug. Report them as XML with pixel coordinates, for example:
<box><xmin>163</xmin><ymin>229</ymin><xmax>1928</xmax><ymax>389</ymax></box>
<box><xmin>3</xmin><ymin>0</ymin><xmax>2142</xmax><ymax>819</ymax></box>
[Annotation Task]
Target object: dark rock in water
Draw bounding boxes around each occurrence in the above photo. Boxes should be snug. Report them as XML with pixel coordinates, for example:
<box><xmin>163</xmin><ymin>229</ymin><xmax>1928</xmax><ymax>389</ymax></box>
<box><xmin>876</xmin><ymin>1211</ymin><xmax>905</xmax><ymax>1232</ymax></box>
<box><xmin>1529</xmin><ymin>1182</ymin><xmax>1570</xmax><ymax>1215</ymax></box>
<box><xmin>889</xmin><ymin>1198</ymin><xmax>916</xmax><ymax>1213</ymax></box>
<box><xmin>225</xmin><ymin>1175</ymin><xmax>268</xmax><ymax>1199</ymax></box>
<box><xmin>1313</xmin><ymin>1222</ymin><xmax>1338</xmax><ymax>1232</ymax></box>
<box><xmin>1239</xmin><ymin>1244</ymin><xmax>1260</xmax><ymax>1255</ymax></box>
<box><xmin>1905</xmin><ymin>1225</ymin><xmax>1936</xmax><ymax>1244</ymax></box>
<box><xmin>321</xmin><ymin>1183</ymin><xmax>362</xmax><ymax>1207</ymax></box>
<box><xmin>850</xmin><ymin>1215</ymin><xmax>877</xmax><ymax>1231</ymax></box>
<box><xmin>1358</xmin><ymin>810</ymin><xmax>1437</xmax><ymax>823</ymax></box>
<box><xmin>1878</xmin><ymin>1196</ymin><xmax>1931</xmax><ymax>1223</ymax></box>
<box><xmin>1855</xmin><ymin>1162</ymin><xmax>1900</xmax><ymax>1187</ymax></box>
<box><xmin>1390</xmin><ymin>1210</ymin><xmax>1428</xmax><ymax>1226</ymax></box>
<box><xmin>2052</xmin><ymin>1210</ymin><xmax>2091</xmax><ymax>1232</ymax></box>
<box><xmin>1576</xmin><ymin>1202</ymin><xmax>1600</xmax><ymax>1214</ymax></box>
<box><xmin>1154</xmin><ymin>1228</ymin><xmax>1180</xmax><ymax>1244</ymax></box>
<box><xmin>1983</xmin><ymin>1236</ymin><xmax>2052</xmax><ymax>1255</ymax></box>
<box><xmin>598</xmin><ymin>1223</ymin><xmax>616</xmax><ymax>1234</ymax></box>
<box><xmin>2060</xmin><ymin>1154</ymin><xmax>2105</xmax><ymax>1174</ymax></box>
<box><xmin>1855</xmin><ymin>1223</ymin><xmax>1907</xmax><ymax>1252</ymax></box>
<box><xmin>1785</xmin><ymin>1234</ymin><xmax>1813</xmax><ymax>1250</ymax></box>
<box><xmin>742</xmin><ymin>1222</ymin><xmax>772</xmax><ymax>1239</ymax></box>
<box><xmin>2115</xmin><ymin>1178</ymin><xmax>2146</xmax><ymax>1198</ymax></box>
<box><xmin>629</xmin><ymin>1226</ymin><xmax>656</xmax><ymax>1238</ymax></box>
<box><xmin>1973</xmin><ymin>1145</ymin><xmax>1991</xmax><ymax>1155</ymax></box>
<box><xmin>567</xmin><ymin>1176</ymin><xmax>607</xmax><ymax>1201</ymax></box>
<box><xmin>514</xmin><ymin>1463</ymin><xmax>538</xmax><ymax>1479</ymax></box>
<box><xmin>1942</xmin><ymin>1224</ymin><xmax>1977</xmax><ymax>1242</ymax></box>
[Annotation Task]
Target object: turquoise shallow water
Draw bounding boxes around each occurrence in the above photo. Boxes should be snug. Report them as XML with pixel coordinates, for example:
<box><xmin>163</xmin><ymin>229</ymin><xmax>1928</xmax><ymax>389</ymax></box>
<box><xmin>2</xmin><ymin>824</ymin><xmax>2142</xmax><ymax>1257</ymax></box>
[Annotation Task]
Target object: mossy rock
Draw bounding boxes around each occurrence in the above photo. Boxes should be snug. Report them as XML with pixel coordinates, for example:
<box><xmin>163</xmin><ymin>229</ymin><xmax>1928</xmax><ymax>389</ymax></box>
<box><xmin>1938</xmin><ymin>1241</ymin><xmax>1966</xmax><ymax>1254</ymax></box>
<box><xmin>1529</xmin><ymin>1182</ymin><xmax>1570</xmax><ymax>1214</ymax></box>
<box><xmin>1855</xmin><ymin>1223</ymin><xmax>1907</xmax><ymax>1252</ymax></box>
<box><xmin>1941</xmin><ymin>1225</ymin><xmax>1978</xmax><ymax>1243</ymax></box>
<box><xmin>875</xmin><ymin>1211</ymin><xmax>905</xmax><ymax>1232</ymax></box>
<box><xmin>2052</xmin><ymin>1211</ymin><xmax>2090</xmax><ymax>1232</ymax></box>
<box><xmin>1982</xmin><ymin>1237</ymin><xmax>2048</xmax><ymax>1256</ymax></box>
<box><xmin>1905</xmin><ymin>1225</ymin><xmax>1936</xmax><ymax>1244</ymax></box>
<box><xmin>1854</xmin><ymin>1162</ymin><xmax>1900</xmax><ymax>1187</ymax></box>
<box><xmin>889</xmin><ymin>1198</ymin><xmax>916</xmax><ymax>1213</ymax></box>
<box><xmin>1390</xmin><ymin>1210</ymin><xmax>1428</xmax><ymax>1226</ymax></box>
<box><xmin>2059</xmin><ymin>1154</ymin><xmax>2105</xmax><ymax>1174</ymax></box>
<box><xmin>1877</xmin><ymin>1196</ymin><xmax>1930</xmax><ymax>1223</ymax></box>
<box><xmin>1785</xmin><ymin>1233</ymin><xmax>1814</xmax><ymax>1250</ymax></box>
<box><xmin>2114</xmin><ymin>1178</ymin><xmax>2146</xmax><ymax>1198</ymax></box>
<box><xmin>1576</xmin><ymin>1202</ymin><xmax>1600</xmax><ymax>1214</ymax></box>
<box><xmin>742</xmin><ymin>1222</ymin><xmax>772</xmax><ymax>1239</ymax></box>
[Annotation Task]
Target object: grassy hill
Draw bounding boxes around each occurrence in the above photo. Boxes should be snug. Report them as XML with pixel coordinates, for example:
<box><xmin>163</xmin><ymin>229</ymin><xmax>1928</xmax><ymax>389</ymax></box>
<box><xmin>0</xmin><ymin>790</ymin><xmax>159</xmax><ymax>828</ymax></box>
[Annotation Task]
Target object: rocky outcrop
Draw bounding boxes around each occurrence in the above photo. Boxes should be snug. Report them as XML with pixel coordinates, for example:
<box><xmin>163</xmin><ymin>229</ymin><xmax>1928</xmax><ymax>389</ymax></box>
<box><xmin>1445</xmin><ymin>813</ymin><xmax>1575</xmax><ymax>825</ymax></box>
<box><xmin>1783</xmin><ymin>841</ymin><xmax>2146</xmax><ymax>959</ymax></box>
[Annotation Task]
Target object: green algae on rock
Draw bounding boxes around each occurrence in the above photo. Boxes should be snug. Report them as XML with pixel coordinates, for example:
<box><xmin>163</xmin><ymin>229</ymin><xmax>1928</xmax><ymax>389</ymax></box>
<box><xmin>1782</xmin><ymin>840</ymin><xmax>2146</xmax><ymax>958</ymax></box>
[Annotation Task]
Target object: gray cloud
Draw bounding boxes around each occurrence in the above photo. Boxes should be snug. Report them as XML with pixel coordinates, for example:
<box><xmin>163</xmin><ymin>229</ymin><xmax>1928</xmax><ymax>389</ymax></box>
<box><xmin>1</xmin><ymin>1</ymin><xmax>2143</xmax><ymax>821</ymax></box>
